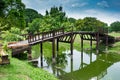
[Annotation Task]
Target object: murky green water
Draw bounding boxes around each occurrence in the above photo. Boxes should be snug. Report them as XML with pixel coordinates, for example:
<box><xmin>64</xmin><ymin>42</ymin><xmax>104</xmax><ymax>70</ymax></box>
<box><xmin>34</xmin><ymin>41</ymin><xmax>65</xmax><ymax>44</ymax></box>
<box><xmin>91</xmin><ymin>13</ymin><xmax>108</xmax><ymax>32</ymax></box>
<box><xmin>36</xmin><ymin>50</ymin><xmax>120</xmax><ymax>80</ymax></box>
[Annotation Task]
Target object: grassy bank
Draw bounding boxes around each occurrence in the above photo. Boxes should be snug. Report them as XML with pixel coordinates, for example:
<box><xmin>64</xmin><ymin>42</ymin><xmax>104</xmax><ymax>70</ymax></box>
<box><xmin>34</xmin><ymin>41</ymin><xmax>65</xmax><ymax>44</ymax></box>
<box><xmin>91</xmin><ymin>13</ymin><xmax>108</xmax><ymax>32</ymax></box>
<box><xmin>0</xmin><ymin>57</ymin><xmax>57</xmax><ymax>80</ymax></box>
<box><xmin>108</xmin><ymin>32</ymin><xmax>120</xmax><ymax>53</ymax></box>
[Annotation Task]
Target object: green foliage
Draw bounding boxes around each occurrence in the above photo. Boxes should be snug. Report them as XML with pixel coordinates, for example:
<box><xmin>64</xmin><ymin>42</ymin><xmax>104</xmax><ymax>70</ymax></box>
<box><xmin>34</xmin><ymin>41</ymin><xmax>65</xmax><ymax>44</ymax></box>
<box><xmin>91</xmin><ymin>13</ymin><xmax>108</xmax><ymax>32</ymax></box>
<box><xmin>28</xmin><ymin>18</ymin><xmax>41</xmax><ymax>34</ymax></box>
<box><xmin>6</xmin><ymin>9</ymin><xmax>26</xmax><ymax>29</ymax></box>
<box><xmin>110</xmin><ymin>21</ymin><xmax>120</xmax><ymax>32</ymax></box>
<box><xmin>25</xmin><ymin>8</ymin><xmax>43</xmax><ymax>27</ymax></box>
<box><xmin>68</xmin><ymin>17</ymin><xmax>76</xmax><ymax>23</ymax></box>
<box><xmin>0</xmin><ymin>18</ymin><xmax>10</xmax><ymax>31</ymax></box>
<box><xmin>0</xmin><ymin>0</ymin><xmax>6</xmax><ymax>17</ymax></box>
<box><xmin>39</xmin><ymin>6</ymin><xmax>73</xmax><ymax>32</ymax></box>
<box><xmin>5</xmin><ymin>0</ymin><xmax>25</xmax><ymax>12</ymax></box>
<box><xmin>1</xmin><ymin>27</ymin><xmax>24</xmax><ymax>42</ymax></box>
<box><xmin>27</xmin><ymin>6</ymin><xmax>71</xmax><ymax>33</ymax></box>
<box><xmin>75</xmin><ymin>17</ymin><xmax>107</xmax><ymax>31</ymax></box>
<box><xmin>1</xmin><ymin>0</ymin><xmax>26</xmax><ymax>29</ymax></box>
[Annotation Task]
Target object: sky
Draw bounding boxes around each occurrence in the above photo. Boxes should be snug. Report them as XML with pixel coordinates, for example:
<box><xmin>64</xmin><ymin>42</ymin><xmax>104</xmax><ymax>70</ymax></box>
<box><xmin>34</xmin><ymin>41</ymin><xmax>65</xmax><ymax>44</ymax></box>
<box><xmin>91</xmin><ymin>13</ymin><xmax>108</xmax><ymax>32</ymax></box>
<box><xmin>22</xmin><ymin>0</ymin><xmax>120</xmax><ymax>25</ymax></box>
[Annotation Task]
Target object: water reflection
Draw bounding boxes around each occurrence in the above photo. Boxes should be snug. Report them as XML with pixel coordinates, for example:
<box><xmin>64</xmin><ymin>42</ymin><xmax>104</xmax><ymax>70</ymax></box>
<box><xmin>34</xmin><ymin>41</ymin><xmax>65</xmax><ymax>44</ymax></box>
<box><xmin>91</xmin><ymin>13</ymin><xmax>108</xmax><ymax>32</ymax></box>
<box><xmin>36</xmin><ymin>50</ymin><xmax>120</xmax><ymax>80</ymax></box>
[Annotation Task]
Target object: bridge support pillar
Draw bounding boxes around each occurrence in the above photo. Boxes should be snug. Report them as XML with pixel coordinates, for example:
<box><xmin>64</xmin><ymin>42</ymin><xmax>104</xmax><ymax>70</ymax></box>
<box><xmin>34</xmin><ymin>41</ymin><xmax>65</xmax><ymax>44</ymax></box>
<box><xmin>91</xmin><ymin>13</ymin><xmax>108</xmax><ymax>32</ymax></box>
<box><xmin>96</xmin><ymin>32</ymin><xmax>99</xmax><ymax>54</ymax></box>
<box><xmin>105</xmin><ymin>33</ymin><xmax>108</xmax><ymax>51</ymax></box>
<box><xmin>81</xmin><ymin>34</ymin><xmax>83</xmax><ymax>51</ymax></box>
<box><xmin>40</xmin><ymin>43</ymin><xmax>43</xmax><ymax>67</ymax></box>
<box><xmin>57</xmin><ymin>38</ymin><xmax>59</xmax><ymax>52</ymax></box>
<box><xmin>52</xmin><ymin>39</ymin><xmax>55</xmax><ymax>61</ymax></box>
<box><xmin>70</xmin><ymin>42</ymin><xmax>73</xmax><ymax>55</ymax></box>
<box><xmin>70</xmin><ymin>35</ymin><xmax>73</xmax><ymax>55</ymax></box>
<box><xmin>81</xmin><ymin>48</ymin><xmax>83</xmax><ymax>69</ymax></box>
<box><xmin>70</xmin><ymin>55</ymin><xmax>73</xmax><ymax>72</ymax></box>
<box><xmin>90</xmin><ymin>35</ymin><xmax>92</xmax><ymax>50</ymax></box>
<box><xmin>27</xmin><ymin>47</ymin><xmax>32</xmax><ymax>60</ymax></box>
<box><xmin>80</xmin><ymin>34</ymin><xmax>84</xmax><ymax>68</ymax></box>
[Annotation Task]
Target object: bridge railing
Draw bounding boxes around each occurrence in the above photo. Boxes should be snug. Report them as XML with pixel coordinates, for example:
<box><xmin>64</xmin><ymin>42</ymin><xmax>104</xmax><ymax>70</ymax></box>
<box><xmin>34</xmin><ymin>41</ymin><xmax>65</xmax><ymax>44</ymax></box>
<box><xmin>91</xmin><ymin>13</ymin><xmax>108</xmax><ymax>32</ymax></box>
<box><xmin>21</xmin><ymin>34</ymin><xmax>29</xmax><ymax>40</ymax></box>
<box><xmin>28</xmin><ymin>28</ymin><xmax>64</xmax><ymax>43</ymax></box>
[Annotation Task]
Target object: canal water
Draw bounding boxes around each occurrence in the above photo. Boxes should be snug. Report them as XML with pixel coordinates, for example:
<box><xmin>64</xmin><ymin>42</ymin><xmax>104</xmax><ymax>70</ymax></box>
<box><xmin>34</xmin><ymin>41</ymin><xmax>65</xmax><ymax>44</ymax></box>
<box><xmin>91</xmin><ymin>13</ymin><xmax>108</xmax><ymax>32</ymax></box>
<box><xmin>35</xmin><ymin>49</ymin><xmax>120</xmax><ymax>80</ymax></box>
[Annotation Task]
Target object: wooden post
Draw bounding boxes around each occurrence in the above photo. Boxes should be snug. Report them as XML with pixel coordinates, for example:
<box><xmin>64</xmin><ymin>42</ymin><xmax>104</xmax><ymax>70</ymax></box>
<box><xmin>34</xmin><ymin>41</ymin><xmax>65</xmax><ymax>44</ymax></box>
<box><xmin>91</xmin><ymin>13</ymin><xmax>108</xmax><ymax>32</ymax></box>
<box><xmin>90</xmin><ymin>35</ymin><xmax>92</xmax><ymax>50</ymax></box>
<box><xmin>12</xmin><ymin>49</ymin><xmax>14</xmax><ymax>57</ymax></box>
<box><xmin>81</xmin><ymin>48</ymin><xmax>83</xmax><ymax>69</ymax></box>
<box><xmin>96</xmin><ymin>32</ymin><xmax>99</xmax><ymax>54</ymax></box>
<box><xmin>52</xmin><ymin>39</ymin><xmax>55</xmax><ymax>59</ymax></box>
<box><xmin>28</xmin><ymin>47</ymin><xmax>32</xmax><ymax>60</ymax></box>
<box><xmin>40</xmin><ymin>43</ymin><xmax>43</xmax><ymax>67</ymax></box>
<box><xmin>70</xmin><ymin>55</ymin><xmax>73</xmax><ymax>72</ymax></box>
<box><xmin>70</xmin><ymin>42</ymin><xmax>73</xmax><ymax>55</ymax></box>
<box><xmin>90</xmin><ymin>52</ymin><xmax>92</xmax><ymax>63</ymax></box>
<box><xmin>81</xmin><ymin>34</ymin><xmax>83</xmax><ymax>51</ymax></box>
<box><xmin>70</xmin><ymin>35</ymin><xmax>73</xmax><ymax>55</ymax></box>
<box><xmin>90</xmin><ymin>35</ymin><xmax>92</xmax><ymax>63</ymax></box>
<box><xmin>1</xmin><ymin>55</ymin><xmax>10</xmax><ymax>64</ymax></box>
<box><xmin>80</xmin><ymin>34</ymin><xmax>84</xmax><ymax>68</ymax></box>
<box><xmin>57</xmin><ymin>38</ymin><xmax>59</xmax><ymax>52</ymax></box>
<box><xmin>106</xmin><ymin>31</ymin><xmax>108</xmax><ymax>51</ymax></box>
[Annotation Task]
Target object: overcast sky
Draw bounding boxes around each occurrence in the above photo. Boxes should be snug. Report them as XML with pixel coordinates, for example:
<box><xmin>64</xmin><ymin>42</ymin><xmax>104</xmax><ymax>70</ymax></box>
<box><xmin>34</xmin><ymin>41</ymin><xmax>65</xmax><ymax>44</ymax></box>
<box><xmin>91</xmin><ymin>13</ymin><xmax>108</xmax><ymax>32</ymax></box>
<box><xmin>22</xmin><ymin>0</ymin><xmax>120</xmax><ymax>25</ymax></box>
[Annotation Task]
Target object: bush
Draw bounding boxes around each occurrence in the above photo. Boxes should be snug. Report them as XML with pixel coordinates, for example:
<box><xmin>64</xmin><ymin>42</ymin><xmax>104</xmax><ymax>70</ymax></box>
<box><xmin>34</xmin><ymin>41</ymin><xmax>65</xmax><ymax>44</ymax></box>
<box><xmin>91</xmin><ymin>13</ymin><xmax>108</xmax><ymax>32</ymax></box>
<box><xmin>1</xmin><ymin>27</ymin><xmax>24</xmax><ymax>42</ymax></box>
<box><xmin>110</xmin><ymin>21</ymin><xmax>120</xmax><ymax>32</ymax></box>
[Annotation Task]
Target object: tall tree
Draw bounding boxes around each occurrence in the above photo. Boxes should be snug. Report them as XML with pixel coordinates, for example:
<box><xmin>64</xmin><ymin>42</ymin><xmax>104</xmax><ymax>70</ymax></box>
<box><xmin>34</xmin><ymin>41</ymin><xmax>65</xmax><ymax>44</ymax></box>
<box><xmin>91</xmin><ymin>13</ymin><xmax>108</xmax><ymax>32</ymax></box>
<box><xmin>0</xmin><ymin>0</ymin><xmax>6</xmax><ymax>17</ymax></box>
<box><xmin>75</xmin><ymin>17</ymin><xmax>107</xmax><ymax>32</ymax></box>
<box><xmin>28</xmin><ymin>18</ymin><xmax>41</xmax><ymax>34</ymax></box>
<box><xmin>25</xmin><ymin>8</ymin><xmax>43</xmax><ymax>27</ymax></box>
<box><xmin>43</xmin><ymin>6</ymin><xmax>69</xmax><ymax>30</ymax></box>
<box><xmin>5</xmin><ymin>0</ymin><xmax>26</xmax><ymax>29</ymax></box>
<box><xmin>110</xmin><ymin>21</ymin><xmax>120</xmax><ymax>32</ymax></box>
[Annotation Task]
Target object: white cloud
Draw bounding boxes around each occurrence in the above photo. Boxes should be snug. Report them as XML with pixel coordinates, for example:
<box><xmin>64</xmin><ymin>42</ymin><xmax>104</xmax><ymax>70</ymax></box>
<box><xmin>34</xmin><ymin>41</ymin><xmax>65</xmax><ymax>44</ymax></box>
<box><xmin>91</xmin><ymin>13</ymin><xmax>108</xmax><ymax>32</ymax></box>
<box><xmin>85</xmin><ymin>9</ymin><xmax>98</xmax><ymax>14</ymax></box>
<box><xmin>97</xmin><ymin>1</ymin><xmax>109</xmax><ymax>8</ymax></box>
<box><xmin>72</xmin><ymin>2</ymin><xmax>88</xmax><ymax>7</ymax></box>
<box><xmin>22</xmin><ymin>0</ymin><xmax>32</xmax><ymax>8</ymax></box>
<box><xmin>22</xmin><ymin>0</ymin><xmax>120</xmax><ymax>25</ymax></box>
<box><xmin>67</xmin><ymin>10</ymin><xmax>120</xmax><ymax>25</ymax></box>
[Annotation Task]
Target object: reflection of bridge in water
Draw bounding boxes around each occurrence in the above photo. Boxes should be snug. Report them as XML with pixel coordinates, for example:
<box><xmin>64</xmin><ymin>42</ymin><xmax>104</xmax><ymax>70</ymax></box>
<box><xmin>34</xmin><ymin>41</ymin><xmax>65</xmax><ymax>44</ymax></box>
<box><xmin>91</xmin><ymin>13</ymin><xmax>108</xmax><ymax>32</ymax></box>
<box><xmin>46</xmin><ymin>50</ymin><xmax>120</xmax><ymax>80</ymax></box>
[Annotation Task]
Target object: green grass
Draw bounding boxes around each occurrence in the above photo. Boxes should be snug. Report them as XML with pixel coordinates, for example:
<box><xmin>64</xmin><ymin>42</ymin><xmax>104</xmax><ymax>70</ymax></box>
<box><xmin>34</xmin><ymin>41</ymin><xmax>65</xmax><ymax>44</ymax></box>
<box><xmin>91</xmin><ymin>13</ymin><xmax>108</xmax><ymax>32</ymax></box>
<box><xmin>108</xmin><ymin>32</ymin><xmax>120</xmax><ymax>53</ymax></box>
<box><xmin>109</xmin><ymin>42</ymin><xmax>120</xmax><ymax>53</ymax></box>
<box><xmin>0</xmin><ymin>57</ymin><xmax>57</xmax><ymax>80</ymax></box>
<box><xmin>109</xmin><ymin>32</ymin><xmax>120</xmax><ymax>37</ymax></box>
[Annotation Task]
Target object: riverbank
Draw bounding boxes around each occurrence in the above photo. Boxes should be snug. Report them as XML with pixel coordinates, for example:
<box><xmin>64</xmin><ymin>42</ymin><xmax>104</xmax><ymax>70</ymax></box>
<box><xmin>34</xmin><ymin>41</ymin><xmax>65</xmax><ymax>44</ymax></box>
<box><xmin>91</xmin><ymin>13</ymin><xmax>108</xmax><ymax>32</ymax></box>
<box><xmin>0</xmin><ymin>57</ymin><xmax>58</xmax><ymax>80</ymax></box>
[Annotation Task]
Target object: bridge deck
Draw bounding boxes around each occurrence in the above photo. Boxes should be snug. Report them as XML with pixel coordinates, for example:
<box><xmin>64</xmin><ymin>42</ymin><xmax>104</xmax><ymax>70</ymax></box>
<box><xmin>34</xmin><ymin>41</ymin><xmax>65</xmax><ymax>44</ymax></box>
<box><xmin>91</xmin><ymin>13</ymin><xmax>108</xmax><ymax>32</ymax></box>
<box><xmin>8</xmin><ymin>32</ymin><xmax>71</xmax><ymax>48</ymax></box>
<box><xmin>7</xmin><ymin>29</ymin><xmax>115</xmax><ymax>58</ymax></box>
<box><xmin>7</xmin><ymin>31</ymin><xmax>114</xmax><ymax>49</ymax></box>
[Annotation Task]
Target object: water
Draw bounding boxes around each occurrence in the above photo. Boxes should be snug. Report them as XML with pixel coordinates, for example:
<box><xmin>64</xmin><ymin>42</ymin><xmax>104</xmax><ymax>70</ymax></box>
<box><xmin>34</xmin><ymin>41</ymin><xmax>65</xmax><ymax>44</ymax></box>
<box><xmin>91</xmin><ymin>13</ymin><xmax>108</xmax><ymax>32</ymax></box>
<box><xmin>35</xmin><ymin>49</ymin><xmax>120</xmax><ymax>80</ymax></box>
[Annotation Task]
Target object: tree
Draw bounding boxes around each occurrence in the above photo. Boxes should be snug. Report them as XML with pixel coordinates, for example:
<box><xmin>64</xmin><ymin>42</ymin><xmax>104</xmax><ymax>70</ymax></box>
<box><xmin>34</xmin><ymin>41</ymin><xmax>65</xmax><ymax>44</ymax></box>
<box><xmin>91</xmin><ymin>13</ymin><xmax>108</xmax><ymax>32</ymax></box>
<box><xmin>110</xmin><ymin>21</ymin><xmax>120</xmax><ymax>32</ymax></box>
<box><xmin>68</xmin><ymin>18</ymin><xmax>76</xmax><ymax>23</ymax></box>
<box><xmin>75</xmin><ymin>17</ymin><xmax>107</xmax><ymax>32</ymax></box>
<box><xmin>1</xmin><ymin>27</ymin><xmax>24</xmax><ymax>42</ymax></box>
<box><xmin>25</xmin><ymin>8</ymin><xmax>43</xmax><ymax>26</ymax></box>
<box><xmin>4</xmin><ymin>0</ymin><xmax>26</xmax><ymax>29</ymax></box>
<box><xmin>0</xmin><ymin>18</ymin><xmax>9</xmax><ymax>31</ymax></box>
<box><xmin>0</xmin><ymin>0</ymin><xmax>6</xmax><ymax>17</ymax></box>
<box><xmin>42</xmin><ymin>6</ymin><xmax>71</xmax><ymax>31</ymax></box>
<box><xmin>27</xmin><ymin>18</ymin><xmax>41</xmax><ymax>34</ymax></box>
<box><xmin>45</xmin><ymin>10</ymin><xmax>49</xmax><ymax>16</ymax></box>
